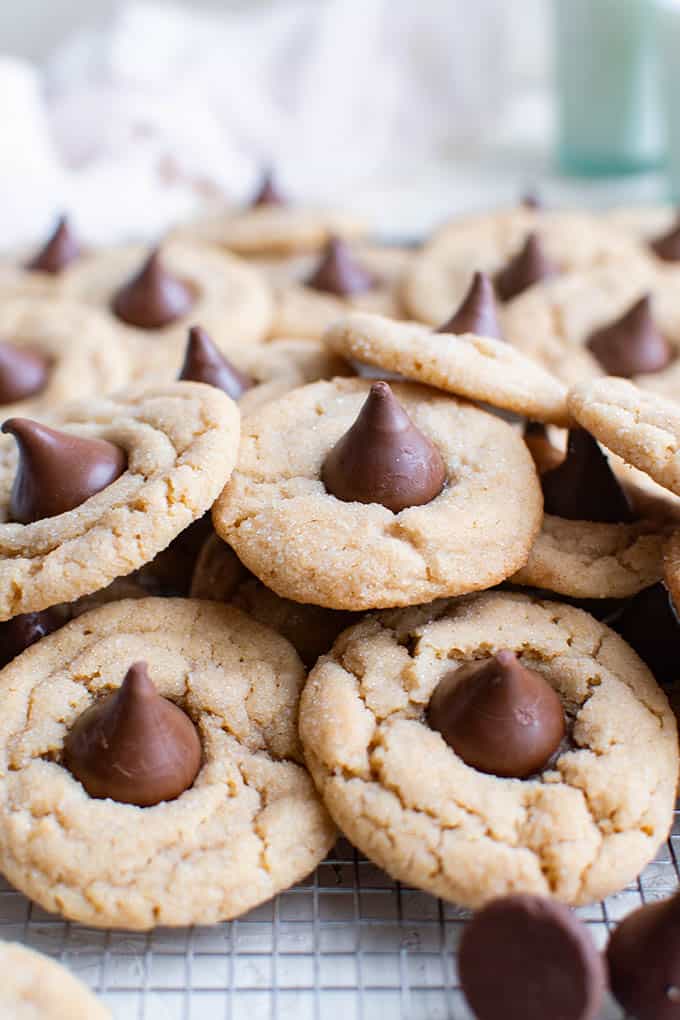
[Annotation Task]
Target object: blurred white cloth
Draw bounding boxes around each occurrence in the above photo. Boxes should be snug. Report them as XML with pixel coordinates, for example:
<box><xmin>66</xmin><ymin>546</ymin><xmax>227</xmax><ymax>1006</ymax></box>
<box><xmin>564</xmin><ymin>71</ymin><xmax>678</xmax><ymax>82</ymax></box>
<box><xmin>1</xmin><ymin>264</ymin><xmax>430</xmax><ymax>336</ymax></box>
<box><xmin>0</xmin><ymin>0</ymin><xmax>512</xmax><ymax>249</ymax></box>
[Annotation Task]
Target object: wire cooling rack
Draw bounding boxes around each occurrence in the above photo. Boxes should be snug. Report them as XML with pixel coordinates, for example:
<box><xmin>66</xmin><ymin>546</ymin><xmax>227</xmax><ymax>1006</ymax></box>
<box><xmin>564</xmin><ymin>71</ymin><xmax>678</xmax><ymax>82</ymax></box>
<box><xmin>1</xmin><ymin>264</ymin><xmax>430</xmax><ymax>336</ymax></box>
<box><xmin>2</xmin><ymin>814</ymin><xmax>679</xmax><ymax>1020</ymax></box>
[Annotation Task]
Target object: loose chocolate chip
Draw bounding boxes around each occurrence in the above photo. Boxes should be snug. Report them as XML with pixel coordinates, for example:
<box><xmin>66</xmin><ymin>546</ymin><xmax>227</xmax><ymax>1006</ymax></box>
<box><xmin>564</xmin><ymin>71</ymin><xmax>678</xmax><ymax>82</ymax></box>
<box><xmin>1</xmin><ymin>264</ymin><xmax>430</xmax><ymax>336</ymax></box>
<box><xmin>0</xmin><ymin>608</ymin><xmax>66</xmax><ymax>668</ymax></box>
<box><xmin>0</xmin><ymin>343</ymin><xmax>50</xmax><ymax>404</ymax></box>
<box><xmin>179</xmin><ymin>326</ymin><xmax>254</xmax><ymax>399</ymax></box>
<box><xmin>2</xmin><ymin>418</ymin><xmax>127</xmax><ymax>524</ymax></box>
<box><xmin>427</xmin><ymin>649</ymin><xmax>565</xmax><ymax>778</ymax></box>
<box><xmin>541</xmin><ymin>427</ymin><xmax>634</xmax><ymax>523</ymax></box>
<box><xmin>586</xmin><ymin>295</ymin><xmax>673</xmax><ymax>377</ymax></box>
<box><xmin>436</xmin><ymin>271</ymin><xmax>504</xmax><ymax>340</ymax></box>
<box><xmin>322</xmin><ymin>381</ymin><xmax>446</xmax><ymax>513</ymax></box>
<box><xmin>250</xmin><ymin>169</ymin><xmax>286</xmax><ymax>207</ymax></box>
<box><xmin>524</xmin><ymin>421</ymin><xmax>564</xmax><ymax>475</ymax></box>
<box><xmin>459</xmin><ymin>894</ymin><xmax>606</xmax><ymax>1020</ymax></box>
<box><xmin>650</xmin><ymin>217</ymin><xmax>680</xmax><ymax>262</ymax></box>
<box><xmin>613</xmin><ymin>582</ymin><xmax>680</xmax><ymax>687</ymax></box>
<box><xmin>607</xmin><ymin>891</ymin><xmax>680</xmax><ymax>1020</ymax></box>
<box><xmin>111</xmin><ymin>249</ymin><xmax>194</xmax><ymax>329</ymax></box>
<box><xmin>26</xmin><ymin>215</ymin><xmax>80</xmax><ymax>274</ymax></box>
<box><xmin>306</xmin><ymin>238</ymin><xmax>377</xmax><ymax>297</ymax></box>
<box><xmin>494</xmin><ymin>232</ymin><xmax>557</xmax><ymax>302</ymax></box>
<box><xmin>63</xmin><ymin>661</ymin><xmax>202</xmax><ymax>807</ymax></box>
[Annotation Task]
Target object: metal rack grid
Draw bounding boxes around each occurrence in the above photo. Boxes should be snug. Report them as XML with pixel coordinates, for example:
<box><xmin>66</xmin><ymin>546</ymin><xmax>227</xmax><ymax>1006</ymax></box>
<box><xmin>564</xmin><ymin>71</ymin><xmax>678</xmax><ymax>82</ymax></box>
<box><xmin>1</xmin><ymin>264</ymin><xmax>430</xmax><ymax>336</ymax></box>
<box><xmin>3</xmin><ymin>813</ymin><xmax>680</xmax><ymax>1020</ymax></box>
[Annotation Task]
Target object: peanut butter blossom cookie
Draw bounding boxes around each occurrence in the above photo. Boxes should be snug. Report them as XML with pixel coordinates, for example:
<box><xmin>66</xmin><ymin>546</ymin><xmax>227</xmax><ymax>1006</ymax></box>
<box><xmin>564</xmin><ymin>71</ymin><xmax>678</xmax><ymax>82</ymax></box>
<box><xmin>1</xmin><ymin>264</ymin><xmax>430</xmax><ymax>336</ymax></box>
<box><xmin>0</xmin><ymin>941</ymin><xmax>111</xmax><ymax>1019</ymax></box>
<box><xmin>0</xmin><ymin>381</ymin><xmax>239</xmax><ymax>619</ymax></box>
<box><xmin>213</xmin><ymin>378</ymin><xmax>542</xmax><ymax>609</ymax></box>
<box><xmin>61</xmin><ymin>241</ymin><xmax>272</xmax><ymax>348</ymax></box>
<box><xmin>299</xmin><ymin>591</ymin><xmax>678</xmax><ymax>907</ymax></box>
<box><xmin>0</xmin><ymin>598</ymin><xmax>335</xmax><ymax>929</ymax></box>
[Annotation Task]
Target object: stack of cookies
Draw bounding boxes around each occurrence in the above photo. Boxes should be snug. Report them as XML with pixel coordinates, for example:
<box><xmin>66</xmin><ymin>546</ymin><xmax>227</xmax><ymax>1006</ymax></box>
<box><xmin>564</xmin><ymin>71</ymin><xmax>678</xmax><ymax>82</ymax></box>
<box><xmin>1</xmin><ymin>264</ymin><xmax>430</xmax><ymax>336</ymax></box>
<box><xmin>1</xmin><ymin>182</ymin><xmax>680</xmax><ymax>1019</ymax></box>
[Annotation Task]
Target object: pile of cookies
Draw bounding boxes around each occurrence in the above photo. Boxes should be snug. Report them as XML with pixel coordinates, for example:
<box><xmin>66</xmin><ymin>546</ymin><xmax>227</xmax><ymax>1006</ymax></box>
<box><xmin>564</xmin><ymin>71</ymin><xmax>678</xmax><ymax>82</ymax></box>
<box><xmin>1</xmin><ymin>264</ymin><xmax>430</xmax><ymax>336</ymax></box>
<box><xmin>2</xmin><ymin>182</ymin><xmax>680</xmax><ymax>1018</ymax></box>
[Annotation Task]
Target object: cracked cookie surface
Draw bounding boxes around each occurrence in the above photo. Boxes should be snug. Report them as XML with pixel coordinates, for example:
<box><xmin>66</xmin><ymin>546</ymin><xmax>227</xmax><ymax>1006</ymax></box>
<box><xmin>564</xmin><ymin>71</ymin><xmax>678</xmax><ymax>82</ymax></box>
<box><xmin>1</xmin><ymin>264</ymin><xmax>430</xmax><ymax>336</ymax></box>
<box><xmin>325</xmin><ymin>312</ymin><xmax>569</xmax><ymax>425</ymax></box>
<box><xmin>299</xmin><ymin>591</ymin><xmax>678</xmax><ymax>908</ymax></box>
<box><xmin>0</xmin><ymin>598</ymin><xmax>336</xmax><ymax>929</ymax></box>
<box><xmin>0</xmin><ymin>381</ymin><xmax>239</xmax><ymax>620</ymax></box>
<box><xmin>212</xmin><ymin>378</ymin><xmax>543</xmax><ymax>609</ymax></box>
<box><xmin>0</xmin><ymin>941</ymin><xmax>111</xmax><ymax>1019</ymax></box>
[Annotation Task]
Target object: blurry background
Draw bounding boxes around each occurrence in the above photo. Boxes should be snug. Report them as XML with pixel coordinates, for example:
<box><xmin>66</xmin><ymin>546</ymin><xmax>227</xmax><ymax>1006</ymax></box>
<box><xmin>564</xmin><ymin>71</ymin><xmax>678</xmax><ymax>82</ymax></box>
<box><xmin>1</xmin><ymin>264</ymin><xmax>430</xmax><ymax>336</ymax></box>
<box><xmin>0</xmin><ymin>0</ymin><xmax>674</xmax><ymax>247</ymax></box>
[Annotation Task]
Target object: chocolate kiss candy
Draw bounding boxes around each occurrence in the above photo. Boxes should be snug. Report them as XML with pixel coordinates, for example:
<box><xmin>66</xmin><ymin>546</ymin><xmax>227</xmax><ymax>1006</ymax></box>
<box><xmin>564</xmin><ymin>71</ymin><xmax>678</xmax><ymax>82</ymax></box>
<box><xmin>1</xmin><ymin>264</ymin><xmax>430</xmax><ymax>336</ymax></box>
<box><xmin>427</xmin><ymin>649</ymin><xmax>565</xmax><ymax>778</ymax></box>
<box><xmin>613</xmin><ymin>582</ymin><xmax>680</xmax><ymax>687</ymax></box>
<box><xmin>541</xmin><ymin>427</ymin><xmax>634</xmax><ymax>523</ymax></box>
<box><xmin>524</xmin><ymin>421</ymin><xmax>564</xmax><ymax>475</ymax></box>
<box><xmin>306</xmin><ymin>237</ymin><xmax>377</xmax><ymax>296</ymax></box>
<box><xmin>436</xmin><ymin>271</ymin><xmax>504</xmax><ymax>340</ymax></box>
<box><xmin>322</xmin><ymin>381</ymin><xmax>446</xmax><ymax>513</ymax></box>
<box><xmin>250</xmin><ymin>169</ymin><xmax>285</xmax><ymax>207</ymax></box>
<box><xmin>586</xmin><ymin>295</ymin><xmax>673</xmax><ymax>377</ymax></box>
<box><xmin>179</xmin><ymin>326</ymin><xmax>254</xmax><ymax>399</ymax></box>
<box><xmin>63</xmin><ymin>661</ymin><xmax>201</xmax><ymax>807</ymax></box>
<box><xmin>2</xmin><ymin>418</ymin><xmax>127</xmax><ymax>524</ymax></box>
<box><xmin>111</xmin><ymin>249</ymin><xmax>194</xmax><ymax>329</ymax></box>
<box><xmin>0</xmin><ymin>608</ymin><xmax>65</xmax><ymax>669</ymax></box>
<box><xmin>494</xmin><ymin>232</ymin><xmax>557</xmax><ymax>302</ymax></box>
<box><xmin>650</xmin><ymin>217</ymin><xmax>680</xmax><ymax>262</ymax></box>
<box><xmin>607</xmin><ymin>891</ymin><xmax>680</xmax><ymax>1020</ymax></box>
<box><xmin>459</xmin><ymin>894</ymin><xmax>606</xmax><ymax>1020</ymax></box>
<box><xmin>26</xmin><ymin>215</ymin><xmax>80</xmax><ymax>274</ymax></box>
<box><xmin>0</xmin><ymin>342</ymin><xmax>50</xmax><ymax>404</ymax></box>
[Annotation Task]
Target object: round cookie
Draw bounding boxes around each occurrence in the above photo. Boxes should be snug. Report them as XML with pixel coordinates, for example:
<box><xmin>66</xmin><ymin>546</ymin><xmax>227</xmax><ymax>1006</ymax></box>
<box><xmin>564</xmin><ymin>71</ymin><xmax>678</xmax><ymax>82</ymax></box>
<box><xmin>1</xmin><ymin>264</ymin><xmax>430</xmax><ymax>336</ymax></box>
<box><xmin>0</xmin><ymin>941</ymin><xmax>110</xmax><ymax>1019</ymax></box>
<box><xmin>0</xmin><ymin>597</ymin><xmax>336</xmax><ymax>929</ymax></box>
<box><xmin>568</xmin><ymin>377</ymin><xmax>680</xmax><ymax>497</ymax></box>
<box><xmin>511</xmin><ymin>514</ymin><xmax>664</xmax><ymax>599</ymax></box>
<box><xmin>0</xmin><ymin>381</ymin><xmax>239</xmax><ymax>620</ymax></box>
<box><xmin>0</xmin><ymin>298</ymin><xmax>134</xmax><ymax>417</ymax></box>
<box><xmin>325</xmin><ymin>312</ymin><xmax>569</xmax><ymax>425</ymax></box>
<box><xmin>604</xmin><ymin>204</ymin><xmax>677</xmax><ymax>247</ymax></box>
<box><xmin>61</xmin><ymin>241</ymin><xmax>272</xmax><ymax>349</ymax></box>
<box><xmin>403</xmin><ymin>207</ymin><xmax>644</xmax><ymax>326</ymax></box>
<box><xmin>213</xmin><ymin>378</ymin><xmax>543</xmax><ymax>610</ymax></box>
<box><xmin>172</xmin><ymin>202</ymin><xmax>366</xmax><ymax>256</ymax></box>
<box><xmin>299</xmin><ymin>590</ymin><xmax>678</xmax><ymax>908</ymax></box>
<box><xmin>269</xmin><ymin>244</ymin><xmax>412</xmax><ymax>340</ymax></box>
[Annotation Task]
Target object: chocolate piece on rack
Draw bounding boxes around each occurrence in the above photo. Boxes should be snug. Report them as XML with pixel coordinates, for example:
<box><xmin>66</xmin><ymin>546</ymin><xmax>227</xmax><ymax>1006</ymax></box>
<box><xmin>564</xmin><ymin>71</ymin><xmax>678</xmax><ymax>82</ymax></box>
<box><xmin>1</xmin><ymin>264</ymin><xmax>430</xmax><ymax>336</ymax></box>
<box><xmin>650</xmin><ymin>216</ymin><xmax>680</xmax><ymax>262</ymax></box>
<box><xmin>250</xmin><ymin>169</ymin><xmax>286</xmax><ymax>207</ymax></box>
<box><xmin>613</xmin><ymin>582</ymin><xmax>680</xmax><ymax>687</ymax></box>
<box><xmin>63</xmin><ymin>661</ymin><xmax>202</xmax><ymax>807</ymax></box>
<box><xmin>111</xmin><ymin>249</ymin><xmax>194</xmax><ymax>329</ymax></box>
<box><xmin>459</xmin><ymin>894</ymin><xmax>606</xmax><ymax>1020</ymax></box>
<box><xmin>427</xmin><ymin>649</ymin><xmax>565</xmax><ymax>778</ymax></box>
<box><xmin>306</xmin><ymin>237</ymin><xmax>377</xmax><ymax>296</ymax></box>
<box><xmin>586</xmin><ymin>295</ymin><xmax>673</xmax><ymax>377</ymax></box>
<box><xmin>494</xmin><ymin>232</ymin><xmax>557</xmax><ymax>302</ymax></box>
<box><xmin>0</xmin><ymin>608</ymin><xmax>66</xmax><ymax>669</ymax></box>
<box><xmin>541</xmin><ymin>427</ymin><xmax>634</xmax><ymax>523</ymax></box>
<box><xmin>436</xmin><ymin>271</ymin><xmax>504</xmax><ymax>340</ymax></box>
<box><xmin>0</xmin><ymin>343</ymin><xmax>50</xmax><ymax>404</ymax></box>
<box><xmin>523</xmin><ymin>421</ymin><xmax>564</xmax><ymax>475</ymax></box>
<box><xmin>26</xmin><ymin>216</ymin><xmax>81</xmax><ymax>274</ymax></box>
<box><xmin>322</xmin><ymin>381</ymin><xmax>446</xmax><ymax>513</ymax></box>
<box><xmin>179</xmin><ymin>326</ymin><xmax>254</xmax><ymax>400</ymax></box>
<box><xmin>607</xmin><ymin>891</ymin><xmax>680</xmax><ymax>1020</ymax></box>
<box><xmin>2</xmin><ymin>418</ymin><xmax>126</xmax><ymax>524</ymax></box>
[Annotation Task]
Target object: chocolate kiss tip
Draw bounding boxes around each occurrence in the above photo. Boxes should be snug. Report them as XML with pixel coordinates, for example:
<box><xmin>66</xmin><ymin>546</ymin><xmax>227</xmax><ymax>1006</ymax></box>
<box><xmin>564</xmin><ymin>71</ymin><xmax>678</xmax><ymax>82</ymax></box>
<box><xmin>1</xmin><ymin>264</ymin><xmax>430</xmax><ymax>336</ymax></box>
<box><xmin>2</xmin><ymin>417</ymin><xmax>126</xmax><ymax>524</ymax></box>
<box><xmin>0</xmin><ymin>342</ymin><xmax>50</xmax><ymax>404</ymax></box>
<box><xmin>541</xmin><ymin>427</ymin><xmax>633</xmax><ymax>524</ymax></box>
<box><xmin>650</xmin><ymin>217</ymin><xmax>680</xmax><ymax>262</ymax></box>
<box><xmin>26</xmin><ymin>215</ymin><xmax>80</xmax><ymax>274</ymax></box>
<box><xmin>606</xmin><ymin>892</ymin><xmax>680</xmax><ymax>1020</ymax></box>
<box><xmin>306</xmin><ymin>237</ymin><xmax>377</xmax><ymax>297</ymax></box>
<box><xmin>250</xmin><ymin>169</ymin><xmax>285</xmax><ymax>207</ymax></box>
<box><xmin>436</xmin><ymin>271</ymin><xmax>504</xmax><ymax>340</ymax></box>
<box><xmin>111</xmin><ymin>247</ymin><xmax>195</xmax><ymax>329</ymax></box>
<box><xmin>322</xmin><ymin>382</ymin><xmax>446</xmax><ymax>513</ymax></box>
<box><xmin>494</xmin><ymin>232</ymin><xmax>557</xmax><ymax>302</ymax></box>
<box><xmin>179</xmin><ymin>326</ymin><xmax>253</xmax><ymax>399</ymax></box>
<box><xmin>63</xmin><ymin>660</ymin><xmax>202</xmax><ymax>807</ymax></box>
<box><xmin>427</xmin><ymin>649</ymin><xmax>565</xmax><ymax>779</ymax></box>
<box><xmin>586</xmin><ymin>294</ymin><xmax>674</xmax><ymax>378</ymax></box>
